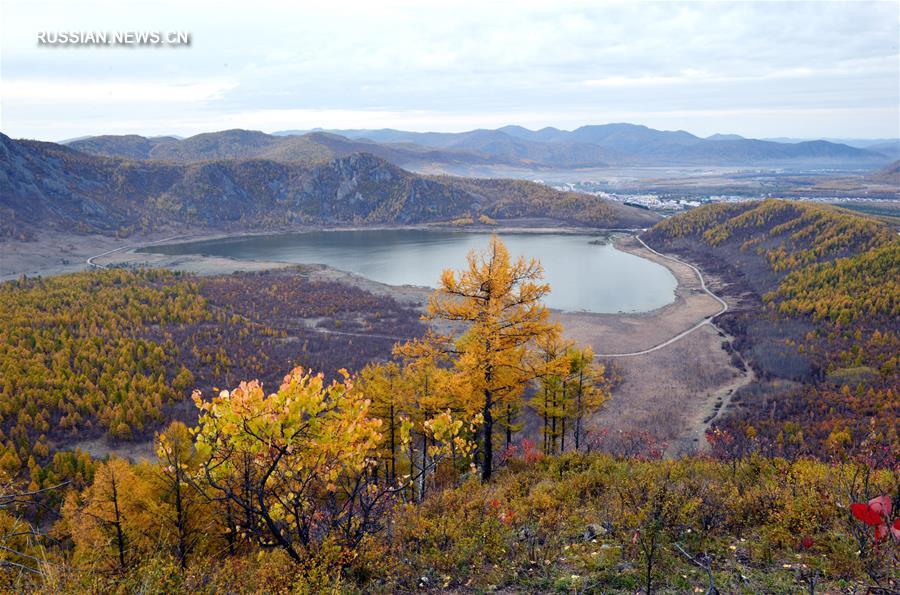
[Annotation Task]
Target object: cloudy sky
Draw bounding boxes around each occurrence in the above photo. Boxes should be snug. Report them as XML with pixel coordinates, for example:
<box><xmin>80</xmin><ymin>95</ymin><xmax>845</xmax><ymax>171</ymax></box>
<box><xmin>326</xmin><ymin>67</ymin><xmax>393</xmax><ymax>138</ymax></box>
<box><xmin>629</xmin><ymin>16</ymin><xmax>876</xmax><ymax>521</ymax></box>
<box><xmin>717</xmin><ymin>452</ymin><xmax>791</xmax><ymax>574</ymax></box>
<box><xmin>1</xmin><ymin>0</ymin><xmax>898</xmax><ymax>141</ymax></box>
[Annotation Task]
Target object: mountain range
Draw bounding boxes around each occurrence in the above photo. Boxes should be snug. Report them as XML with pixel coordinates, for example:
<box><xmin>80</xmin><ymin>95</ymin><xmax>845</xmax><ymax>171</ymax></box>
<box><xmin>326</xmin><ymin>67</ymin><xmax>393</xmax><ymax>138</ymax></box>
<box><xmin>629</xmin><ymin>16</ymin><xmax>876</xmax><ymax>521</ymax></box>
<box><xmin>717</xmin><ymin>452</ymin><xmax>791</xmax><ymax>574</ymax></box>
<box><xmin>281</xmin><ymin>123</ymin><xmax>893</xmax><ymax>166</ymax></box>
<box><xmin>0</xmin><ymin>133</ymin><xmax>658</xmax><ymax>240</ymax></box>
<box><xmin>64</xmin><ymin>124</ymin><xmax>893</xmax><ymax>172</ymax></box>
<box><xmin>66</xmin><ymin>130</ymin><xmax>499</xmax><ymax>170</ymax></box>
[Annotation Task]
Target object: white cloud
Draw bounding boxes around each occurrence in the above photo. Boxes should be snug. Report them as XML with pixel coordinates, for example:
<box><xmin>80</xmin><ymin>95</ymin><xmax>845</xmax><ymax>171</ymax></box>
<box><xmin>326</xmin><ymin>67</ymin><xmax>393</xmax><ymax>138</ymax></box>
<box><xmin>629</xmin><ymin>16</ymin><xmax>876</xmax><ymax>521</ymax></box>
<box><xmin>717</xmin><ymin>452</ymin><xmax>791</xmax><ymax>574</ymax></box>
<box><xmin>3</xmin><ymin>80</ymin><xmax>237</xmax><ymax>104</ymax></box>
<box><xmin>1</xmin><ymin>0</ymin><xmax>897</xmax><ymax>139</ymax></box>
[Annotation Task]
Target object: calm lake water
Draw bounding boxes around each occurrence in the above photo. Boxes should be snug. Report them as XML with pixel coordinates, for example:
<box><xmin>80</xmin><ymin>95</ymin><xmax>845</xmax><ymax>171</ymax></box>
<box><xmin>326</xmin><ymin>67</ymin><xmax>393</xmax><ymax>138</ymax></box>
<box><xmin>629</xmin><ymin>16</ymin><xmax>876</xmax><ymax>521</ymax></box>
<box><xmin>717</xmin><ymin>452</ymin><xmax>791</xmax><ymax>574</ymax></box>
<box><xmin>142</xmin><ymin>230</ymin><xmax>677</xmax><ymax>313</ymax></box>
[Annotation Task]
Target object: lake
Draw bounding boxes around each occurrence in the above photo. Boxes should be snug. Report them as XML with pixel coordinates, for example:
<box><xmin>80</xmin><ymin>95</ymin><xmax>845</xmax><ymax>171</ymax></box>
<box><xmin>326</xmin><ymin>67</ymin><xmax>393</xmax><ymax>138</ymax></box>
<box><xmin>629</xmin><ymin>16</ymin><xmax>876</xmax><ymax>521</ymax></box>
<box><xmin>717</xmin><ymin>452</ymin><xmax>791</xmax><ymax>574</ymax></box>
<box><xmin>141</xmin><ymin>229</ymin><xmax>677</xmax><ymax>313</ymax></box>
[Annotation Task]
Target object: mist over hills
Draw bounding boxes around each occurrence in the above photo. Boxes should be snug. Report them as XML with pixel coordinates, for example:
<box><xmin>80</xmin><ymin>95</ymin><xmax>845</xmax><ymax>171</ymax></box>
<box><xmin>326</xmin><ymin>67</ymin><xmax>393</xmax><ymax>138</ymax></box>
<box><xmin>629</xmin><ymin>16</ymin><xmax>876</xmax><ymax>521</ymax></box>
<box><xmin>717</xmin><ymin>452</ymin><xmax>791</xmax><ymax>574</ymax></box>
<box><xmin>0</xmin><ymin>133</ymin><xmax>657</xmax><ymax>240</ymax></box>
<box><xmin>763</xmin><ymin>136</ymin><xmax>900</xmax><ymax>160</ymax></box>
<box><xmin>869</xmin><ymin>159</ymin><xmax>900</xmax><ymax>185</ymax></box>
<box><xmin>64</xmin><ymin>124</ymin><xmax>892</xmax><ymax>172</ymax></box>
<box><xmin>273</xmin><ymin>123</ymin><xmax>891</xmax><ymax>167</ymax></box>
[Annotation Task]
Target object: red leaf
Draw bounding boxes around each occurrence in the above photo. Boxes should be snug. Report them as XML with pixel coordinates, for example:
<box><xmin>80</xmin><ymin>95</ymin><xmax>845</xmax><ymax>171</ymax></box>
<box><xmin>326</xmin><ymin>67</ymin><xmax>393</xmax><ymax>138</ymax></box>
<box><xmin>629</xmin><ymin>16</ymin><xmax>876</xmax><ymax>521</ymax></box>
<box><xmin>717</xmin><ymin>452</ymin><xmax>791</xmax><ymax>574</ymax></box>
<box><xmin>867</xmin><ymin>495</ymin><xmax>892</xmax><ymax>519</ymax></box>
<box><xmin>891</xmin><ymin>518</ymin><xmax>900</xmax><ymax>542</ymax></box>
<box><xmin>874</xmin><ymin>523</ymin><xmax>888</xmax><ymax>543</ymax></box>
<box><xmin>851</xmin><ymin>503</ymin><xmax>883</xmax><ymax>526</ymax></box>
<box><xmin>800</xmin><ymin>536</ymin><xmax>814</xmax><ymax>550</ymax></box>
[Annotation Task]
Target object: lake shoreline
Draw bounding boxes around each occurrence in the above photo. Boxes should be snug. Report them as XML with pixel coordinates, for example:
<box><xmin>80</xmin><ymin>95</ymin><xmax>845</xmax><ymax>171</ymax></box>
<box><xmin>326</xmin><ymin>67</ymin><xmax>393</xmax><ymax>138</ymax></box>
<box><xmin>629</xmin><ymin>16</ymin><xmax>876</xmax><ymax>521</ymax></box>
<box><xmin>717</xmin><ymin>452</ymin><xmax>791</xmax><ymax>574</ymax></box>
<box><xmin>0</xmin><ymin>218</ymin><xmax>647</xmax><ymax>282</ymax></box>
<box><xmin>1</xmin><ymin>223</ymin><xmax>744</xmax><ymax>458</ymax></box>
<box><xmin>78</xmin><ymin>225</ymin><xmax>711</xmax><ymax>330</ymax></box>
<box><xmin>132</xmin><ymin>226</ymin><xmax>674</xmax><ymax>314</ymax></box>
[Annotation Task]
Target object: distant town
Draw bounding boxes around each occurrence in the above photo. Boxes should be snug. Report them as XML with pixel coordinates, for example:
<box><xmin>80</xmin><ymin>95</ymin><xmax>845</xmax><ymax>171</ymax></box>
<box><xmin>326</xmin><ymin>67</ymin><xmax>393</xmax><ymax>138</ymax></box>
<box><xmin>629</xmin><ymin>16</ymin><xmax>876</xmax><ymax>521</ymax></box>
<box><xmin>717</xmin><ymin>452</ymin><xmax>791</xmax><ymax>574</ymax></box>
<box><xmin>541</xmin><ymin>179</ymin><xmax>899</xmax><ymax>214</ymax></box>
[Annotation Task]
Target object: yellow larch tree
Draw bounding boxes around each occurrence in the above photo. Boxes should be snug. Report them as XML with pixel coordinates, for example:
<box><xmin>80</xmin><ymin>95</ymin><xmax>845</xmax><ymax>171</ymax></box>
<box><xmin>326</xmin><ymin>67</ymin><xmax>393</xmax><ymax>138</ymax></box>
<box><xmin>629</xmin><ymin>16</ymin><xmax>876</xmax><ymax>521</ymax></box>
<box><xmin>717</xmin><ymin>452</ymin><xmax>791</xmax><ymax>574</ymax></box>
<box><xmin>421</xmin><ymin>235</ymin><xmax>561</xmax><ymax>481</ymax></box>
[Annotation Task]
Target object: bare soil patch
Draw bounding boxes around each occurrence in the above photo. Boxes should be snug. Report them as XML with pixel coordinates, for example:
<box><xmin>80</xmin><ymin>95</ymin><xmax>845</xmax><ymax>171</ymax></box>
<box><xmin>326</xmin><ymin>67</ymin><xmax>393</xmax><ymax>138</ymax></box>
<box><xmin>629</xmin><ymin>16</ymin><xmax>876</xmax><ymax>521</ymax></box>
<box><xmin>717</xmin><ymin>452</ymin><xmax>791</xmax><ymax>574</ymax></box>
<box><xmin>556</xmin><ymin>235</ymin><xmax>722</xmax><ymax>355</ymax></box>
<box><xmin>5</xmin><ymin>230</ymin><xmax>747</xmax><ymax>460</ymax></box>
<box><xmin>589</xmin><ymin>323</ymin><xmax>740</xmax><ymax>453</ymax></box>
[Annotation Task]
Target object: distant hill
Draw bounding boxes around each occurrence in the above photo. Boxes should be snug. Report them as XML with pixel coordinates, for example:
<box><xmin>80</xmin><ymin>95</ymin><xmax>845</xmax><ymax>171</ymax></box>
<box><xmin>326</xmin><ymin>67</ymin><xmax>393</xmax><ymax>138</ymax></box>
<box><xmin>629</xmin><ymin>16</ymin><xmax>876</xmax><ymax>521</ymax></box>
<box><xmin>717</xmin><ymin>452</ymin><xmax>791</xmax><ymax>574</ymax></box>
<box><xmin>65</xmin><ymin>134</ymin><xmax>181</xmax><ymax>160</ymax></box>
<box><xmin>865</xmin><ymin>140</ymin><xmax>900</xmax><ymax>160</ymax></box>
<box><xmin>70</xmin><ymin>125</ymin><xmax>889</xmax><ymax>171</ymax></box>
<box><xmin>0</xmin><ymin>133</ymin><xmax>657</xmax><ymax>239</ymax></box>
<box><xmin>277</xmin><ymin>123</ymin><xmax>887</xmax><ymax>167</ymax></box>
<box><xmin>763</xmin><ymin>136</ymin><xmax>898</xmax><ymax>148</ymax></box>
<box><xmin>73</xmin><ymin>128</ymin><xmax>618</xmax><ymax>169</ymax></box>
<box><xmin>762</xmin><ymin>137</ymin><xmax>900</xmax><ymax>160</ymax></box>
<box><xmin>706</xmin><ymin>133</ymin><xmax>745</xmax><ymax>141</ymax></box>
<box><xmin>868</xmin><ymin>159</ymin><xmax>900</xmax><ymax>185</ymax></box>
<box><xmin>68</xmin><ymin>129</ymin><xmax>497</xmax><ymax>169</ymax></box>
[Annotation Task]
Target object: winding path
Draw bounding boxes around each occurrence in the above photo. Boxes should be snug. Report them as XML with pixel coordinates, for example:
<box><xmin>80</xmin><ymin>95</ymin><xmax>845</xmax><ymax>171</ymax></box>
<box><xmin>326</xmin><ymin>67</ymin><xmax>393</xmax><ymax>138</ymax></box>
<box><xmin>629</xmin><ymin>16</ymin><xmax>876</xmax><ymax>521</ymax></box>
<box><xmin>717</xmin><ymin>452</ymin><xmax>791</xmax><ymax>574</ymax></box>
<box><xmin>300</xmin><ymin>326</ymin><xmax>410</xmax><ymax>342</ymax></box>
<box><xmin>308</xmin><ymin>235</ymin><xmax>734</xmax><ymax>351</ymax></box>
<box><xmin>88</xmin><ymin>232</ymin><xmax>730</xmax><ymax>357</ymax></box>
<box><xmin>594</xmin><ymin>235</ymin><xmax>729</xmax><ymax>358</ymax></box>
<box><xmin>86</xmin><ymin>235</ymin><xmax>189</xmax><ymax>270</ymax></box>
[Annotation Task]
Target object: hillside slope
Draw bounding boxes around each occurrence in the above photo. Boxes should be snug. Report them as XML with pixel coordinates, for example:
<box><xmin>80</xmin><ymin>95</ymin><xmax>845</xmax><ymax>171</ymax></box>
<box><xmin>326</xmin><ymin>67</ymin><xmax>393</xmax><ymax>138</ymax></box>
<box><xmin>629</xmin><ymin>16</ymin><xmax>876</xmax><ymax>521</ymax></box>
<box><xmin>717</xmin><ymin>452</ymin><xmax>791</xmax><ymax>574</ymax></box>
<box><xmin>0</xmin><ymin>133</ymin><xmax>657</xmax><ymax>238</ymax></box>
<box><xmin>68</xmin><ymin>129</ymin><xmax>501</xmax><ymax>169</ymax></box>
<box><xmin>643</xmin><ymin>200</ymin><xmax>898</xmax><ymax>456</ymax></box>
<box><xmin>869</xmin><ymin>159</ymin><xmax>900</xmax><ymax>185</ymax></box>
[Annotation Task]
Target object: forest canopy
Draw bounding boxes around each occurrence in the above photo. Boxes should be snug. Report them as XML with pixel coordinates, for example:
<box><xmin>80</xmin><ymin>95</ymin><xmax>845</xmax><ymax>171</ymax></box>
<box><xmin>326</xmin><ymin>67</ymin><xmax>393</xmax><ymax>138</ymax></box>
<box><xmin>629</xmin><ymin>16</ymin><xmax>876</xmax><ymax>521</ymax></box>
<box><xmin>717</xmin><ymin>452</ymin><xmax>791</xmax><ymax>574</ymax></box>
<box><xmin>644</xmin><ymin>199</ymin><xmax>898</xmax><ymax>459</ymax></box>
<box><xmin>0</xmin><ymin>231</ymin><xmax>895</xmax><ymax>593</ymax></box>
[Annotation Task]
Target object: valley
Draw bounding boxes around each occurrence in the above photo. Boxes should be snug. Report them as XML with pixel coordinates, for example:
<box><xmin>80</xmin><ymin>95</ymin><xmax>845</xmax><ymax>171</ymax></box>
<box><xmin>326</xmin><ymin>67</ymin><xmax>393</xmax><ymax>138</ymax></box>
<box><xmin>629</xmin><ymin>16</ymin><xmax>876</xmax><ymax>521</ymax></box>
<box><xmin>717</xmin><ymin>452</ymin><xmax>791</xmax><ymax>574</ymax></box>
<box><xmin>4</xmin><ymin>0</ymin><xmax>899</xmax><ymax>589</ymax></box>
<box><xmin>1</xmin><ymin>128</ymin><xmax>895</xmax><ymax>465</ymax></box>
<box><xmin>29</xmin><ymin>225</ymin><xmax>736</xmax><ymax>463</ymax></box>
<box><xmin>0</xmin><ymin>125</ymin><xmax>896</xmax><ymax>594</ymax></box>
<box><xmin>2</xmin><ymin>195</ymin><xmax>893</xmax><ymax>593</ymax></box>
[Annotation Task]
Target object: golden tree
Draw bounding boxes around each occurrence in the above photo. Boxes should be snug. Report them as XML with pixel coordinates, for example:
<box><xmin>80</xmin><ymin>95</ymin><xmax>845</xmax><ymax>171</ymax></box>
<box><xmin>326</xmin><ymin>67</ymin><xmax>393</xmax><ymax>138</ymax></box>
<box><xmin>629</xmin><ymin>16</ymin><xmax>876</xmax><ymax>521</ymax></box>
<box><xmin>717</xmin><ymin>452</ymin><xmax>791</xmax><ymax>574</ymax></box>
<box><xmin>423</xmin><ymin>235</ymin><xmax>561</xmax><ymax>481</ymax></box>
<box><xmin>361</xmin><ymin>336</ymin><xmax>479</xmax><ymax>501</ymax></box>
<box><xmin>529</xmin><ymin>338</ymin><xmax>609</xmax><ymax>454</ymax></box>
<box><xmin>356</xmin><ymin>361</ymin><xmax>405</xmax><ymax>483</ymax></box>
<box><xmin>154</xmin><ymin>421</ymin><xmax>213</xmax><ymax>569</ymax></box>
<box><xmin>191</xmin><ymin>367</ymin><xmax>383</xmax><ymax>562</ymax></box>
<box><xmin>61</xmin><ymin>458</ymin><xmax>155</xmax><ymax>571</ymax></box>
<box><xmin>531</xmin><ymin>334</ymin><xmax>572</xmax><ymax>455</ymax></box>
<box><xmin>565</xmin><ymin>345</ymin><xmax>610</xmax><ymax>451</ymax></box>
<box><xmin>394</xmin><ymin>334</ymin><xmax>468</xmax><ymax>500</ymax></box>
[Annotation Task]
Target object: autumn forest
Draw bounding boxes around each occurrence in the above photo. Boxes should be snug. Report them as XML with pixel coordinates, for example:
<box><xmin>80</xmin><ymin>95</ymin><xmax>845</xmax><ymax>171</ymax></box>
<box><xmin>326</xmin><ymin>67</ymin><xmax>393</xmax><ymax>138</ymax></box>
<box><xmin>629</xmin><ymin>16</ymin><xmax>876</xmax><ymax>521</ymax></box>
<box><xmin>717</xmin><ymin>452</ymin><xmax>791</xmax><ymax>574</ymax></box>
<box><xmin>0</xmin><ymin>198</ymin><xmax>895</xmax><ymax>593</ymax></box>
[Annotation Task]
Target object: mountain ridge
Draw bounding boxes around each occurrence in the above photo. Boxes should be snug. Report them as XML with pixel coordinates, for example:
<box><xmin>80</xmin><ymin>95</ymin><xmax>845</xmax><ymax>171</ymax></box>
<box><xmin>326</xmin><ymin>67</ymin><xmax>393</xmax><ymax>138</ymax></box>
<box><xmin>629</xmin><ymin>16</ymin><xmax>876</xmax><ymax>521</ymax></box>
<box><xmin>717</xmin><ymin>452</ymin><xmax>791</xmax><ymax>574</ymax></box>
<box><xmin>64</xmin><ymin>124</ymin><xmax>889</xmax><ymax>170</ymax></box>
<box><xmin>1</xmin><ymin>133</ymin><xmax>658</xmax><ymax>239</ymax></box>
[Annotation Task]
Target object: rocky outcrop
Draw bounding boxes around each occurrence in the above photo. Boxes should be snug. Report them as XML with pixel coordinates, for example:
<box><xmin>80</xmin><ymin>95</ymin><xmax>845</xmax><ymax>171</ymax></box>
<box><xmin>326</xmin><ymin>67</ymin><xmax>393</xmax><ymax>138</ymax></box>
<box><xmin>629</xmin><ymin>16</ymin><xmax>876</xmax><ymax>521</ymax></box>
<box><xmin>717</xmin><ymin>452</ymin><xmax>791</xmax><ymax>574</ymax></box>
<box><xmin>0</xmin><ymin>134</ymin><xmax>658</xmax><ymax>238</ymax></box>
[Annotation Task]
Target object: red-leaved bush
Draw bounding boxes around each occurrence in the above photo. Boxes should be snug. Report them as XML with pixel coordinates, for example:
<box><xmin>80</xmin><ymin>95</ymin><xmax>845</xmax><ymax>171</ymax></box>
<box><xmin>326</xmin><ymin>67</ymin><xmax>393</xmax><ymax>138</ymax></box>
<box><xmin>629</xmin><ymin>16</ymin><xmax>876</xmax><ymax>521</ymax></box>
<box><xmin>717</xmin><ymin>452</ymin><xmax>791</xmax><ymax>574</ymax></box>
<box><xmin>850</xmin><ymin>495</ymin><xmax>899</xmax><ymax>544</ymax></box>
<box><xmin>499</xmin><ymin>438</ymin><xmax>544</xmax><ymax>465</ymax></box>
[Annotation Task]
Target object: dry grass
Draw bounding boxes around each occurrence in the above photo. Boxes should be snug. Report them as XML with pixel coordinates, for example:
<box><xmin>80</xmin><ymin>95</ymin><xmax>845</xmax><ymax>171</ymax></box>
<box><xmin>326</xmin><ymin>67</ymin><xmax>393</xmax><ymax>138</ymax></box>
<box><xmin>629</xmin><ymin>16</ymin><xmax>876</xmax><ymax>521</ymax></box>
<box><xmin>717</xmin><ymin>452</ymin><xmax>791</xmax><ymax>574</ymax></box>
<box><xmin>9</xmin><ymin>231</ymin><xmax>748</xmax><ymax>460</ymax></box>
<box><xmin>591</xmin><ymin>324</ymin><xmax>739</xmax><ymax>452</ymax></box>
<box><xmin>556</xmin><ymin>236</ymin><xmax>748</xmax><ymax>453</ymax></box>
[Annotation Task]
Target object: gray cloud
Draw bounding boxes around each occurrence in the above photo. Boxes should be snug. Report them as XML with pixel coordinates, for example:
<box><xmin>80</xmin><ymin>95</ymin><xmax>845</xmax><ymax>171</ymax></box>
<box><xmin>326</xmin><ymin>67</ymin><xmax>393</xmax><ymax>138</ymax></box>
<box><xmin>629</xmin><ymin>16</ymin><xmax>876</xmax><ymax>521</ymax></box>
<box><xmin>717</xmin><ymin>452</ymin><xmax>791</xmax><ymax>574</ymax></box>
<box><xmin>2</xmin><ymin>0</ymin><xmax>897</xmax><ymax>140</ymax></box>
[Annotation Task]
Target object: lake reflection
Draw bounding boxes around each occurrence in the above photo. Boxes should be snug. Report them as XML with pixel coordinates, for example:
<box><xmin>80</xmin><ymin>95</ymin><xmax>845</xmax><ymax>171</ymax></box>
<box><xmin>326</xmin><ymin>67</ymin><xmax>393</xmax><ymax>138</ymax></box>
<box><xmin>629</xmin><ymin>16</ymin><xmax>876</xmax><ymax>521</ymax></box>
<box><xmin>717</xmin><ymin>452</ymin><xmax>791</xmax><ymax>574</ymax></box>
<box><xmin>142</xmin><ymin>229</ymin><xmax>677</xmax><ymax>313</ymax></box>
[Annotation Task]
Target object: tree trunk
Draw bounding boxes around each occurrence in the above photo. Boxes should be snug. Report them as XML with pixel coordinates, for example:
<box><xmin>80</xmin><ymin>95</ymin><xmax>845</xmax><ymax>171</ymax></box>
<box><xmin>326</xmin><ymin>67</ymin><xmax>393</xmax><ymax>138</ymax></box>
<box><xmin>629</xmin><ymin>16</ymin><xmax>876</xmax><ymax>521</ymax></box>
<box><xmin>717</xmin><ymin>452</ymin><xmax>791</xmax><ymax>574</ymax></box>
<box><xmin>110</xmin><ymin>473</ymin><xmax>126</xmax><ymax>570</ymax></box>
<box><xmin>543</xmin><ymin>385</ymin><xmax>549</xmax><ymax>454</ymax></box>
<box><xmin>257</xmin><ymin>488</ymin><xmax>301</xmax><ymax>563</ymax></box>
<box><xmin>481</xmin><ymin>389</ymin><xmax>493</xmax><ymax>482</ymax></box>
<box><xmin>575</xmin><ymin>414</ymin><xmax>582</xmax><ymax>451</ymax></box>
<box><xmin>550</xmin><ymin>406</ymin><xmax>557</xmax><ymax>455</ymax></box>
<box><xmin>174</xmin><ymin>467</ymin><xmax>188</xmax><ymax>569</ymax></box>
<box><xmin>561</xmin><ymin>379</ymin><xmax>568</xmax><ymax>453</ymax></box>
<box><xmin>419</xmin><ymin>430</ymin><xmax>428</xmax><ymax>501</ymax></box>
<box><xmin>561</xmin><ymin>417</ymin><xmax>566</xmax><ymax>453</ymax></box>
<box><xmin>389</xmin><ymin>402</ymin><xmax>396</xmax><ymax>483</ymax></box>
<box><xmin>575</xmin><ymin>370</ymin><xmax>584</xmax><ymax>450</ymax></box>
<box><xmin>408</xmin><ymin>438</ymin><xmax>416</xmax><ymax>501</ymax></box>
<box><xmin>505</xmin><ymin>403</ymin><xmax>512</xmax><ymax>447</ymax></box>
